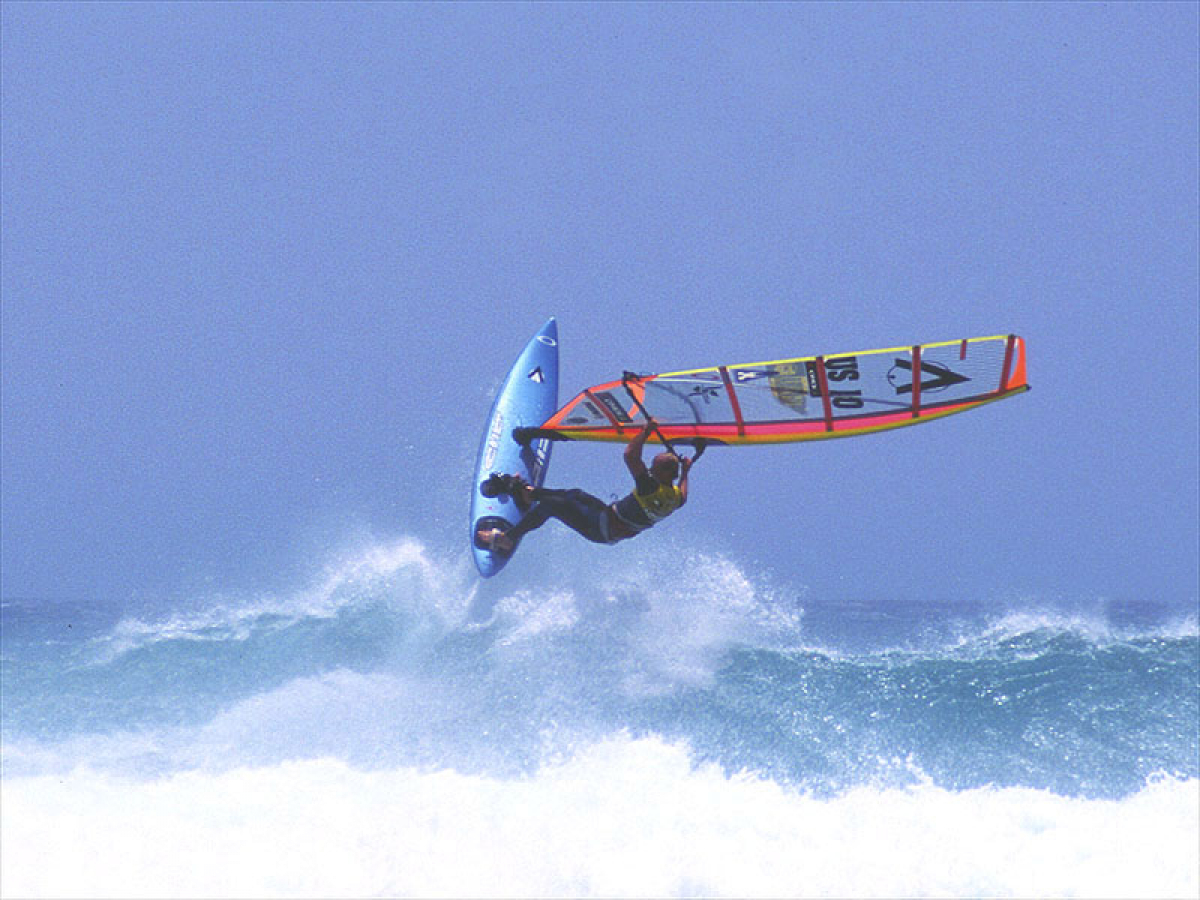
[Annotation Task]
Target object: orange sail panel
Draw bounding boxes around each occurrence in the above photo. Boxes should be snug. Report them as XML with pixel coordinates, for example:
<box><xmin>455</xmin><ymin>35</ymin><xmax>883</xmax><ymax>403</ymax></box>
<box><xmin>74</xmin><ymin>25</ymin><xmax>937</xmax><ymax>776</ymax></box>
<box><xmin>533</xmin><ymin>335</ymin><xmax>1029</xmax><ymax>446</ymax></box>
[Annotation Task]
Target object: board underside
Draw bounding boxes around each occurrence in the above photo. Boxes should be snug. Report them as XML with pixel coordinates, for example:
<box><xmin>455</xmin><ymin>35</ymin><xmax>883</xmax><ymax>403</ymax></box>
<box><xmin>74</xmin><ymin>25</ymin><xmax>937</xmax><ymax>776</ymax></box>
<box><xmin>469</xmin><ymin>318</ymin><xmax>559</xmax><ymax>577</ymax></box>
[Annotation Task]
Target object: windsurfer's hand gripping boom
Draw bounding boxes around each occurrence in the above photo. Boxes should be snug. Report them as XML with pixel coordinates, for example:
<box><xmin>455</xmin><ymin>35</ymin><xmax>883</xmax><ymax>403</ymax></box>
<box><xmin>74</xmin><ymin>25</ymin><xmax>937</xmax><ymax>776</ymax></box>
<box><xmin>624</xmin><ymin>422</ymin><xmax>705</xmax><ymax>505</ymax></box>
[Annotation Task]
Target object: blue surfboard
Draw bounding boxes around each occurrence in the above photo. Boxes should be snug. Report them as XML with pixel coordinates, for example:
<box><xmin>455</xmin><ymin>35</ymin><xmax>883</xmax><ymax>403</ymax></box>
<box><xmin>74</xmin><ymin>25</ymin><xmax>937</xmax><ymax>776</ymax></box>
<box><xmin>470</xmin><ymin>318</ymin><xmax>559</xmax><ymax>577</ymax></box>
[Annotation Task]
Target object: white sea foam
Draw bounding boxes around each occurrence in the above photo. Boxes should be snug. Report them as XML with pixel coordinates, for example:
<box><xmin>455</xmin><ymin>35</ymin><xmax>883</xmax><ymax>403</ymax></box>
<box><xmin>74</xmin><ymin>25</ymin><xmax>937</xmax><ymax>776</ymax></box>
<box><xmin>474</xmin><ymin>545</ymin><xmax>805</xmax><ymax>699</ymax></box>
<box><xmin>615</xmin><ymin>550</ymin><xmax>799</xmax><ymax>695</ymax></box>
<box><xmin>963</xmin><ymin>607</ymin><xmax>1200</xmax><ymax>652</ymax></box>
<box><xmin>493</xmin><ymin>588</ymin><xmax>581</xmax><ymax>646</ymax></box>
<box><xmin>90</xmin><ymin>538</ymin><xmax>469</xmax><ymax>662</ymax></box>
<box><xmin>3</xmin><ymin>734</ymin><xmax>1196</xmax><ymax>900</ymax></box>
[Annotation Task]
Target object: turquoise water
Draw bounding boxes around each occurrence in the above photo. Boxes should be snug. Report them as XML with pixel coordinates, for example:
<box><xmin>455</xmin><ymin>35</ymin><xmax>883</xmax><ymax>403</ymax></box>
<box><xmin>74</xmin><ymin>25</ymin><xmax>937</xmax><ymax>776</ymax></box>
<box><xmin>2</xmin><ymin>538</ymin><xmax>1197</xmax><ymax>897</ymax></box>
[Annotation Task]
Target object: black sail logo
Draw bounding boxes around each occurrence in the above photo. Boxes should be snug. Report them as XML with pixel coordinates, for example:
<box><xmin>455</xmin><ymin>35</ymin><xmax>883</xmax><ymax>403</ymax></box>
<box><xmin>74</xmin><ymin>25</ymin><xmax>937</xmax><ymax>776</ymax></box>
<box><xmin>887</xmin><ymin>359</ymin><xmax>970</xmax><ymax>395</ymax></box>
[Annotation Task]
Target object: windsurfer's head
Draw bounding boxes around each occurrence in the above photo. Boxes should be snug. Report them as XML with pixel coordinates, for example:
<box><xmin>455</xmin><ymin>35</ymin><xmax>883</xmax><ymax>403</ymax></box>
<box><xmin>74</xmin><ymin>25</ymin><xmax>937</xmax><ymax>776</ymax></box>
<box><xmin>650</xmin><ymin>452</ymin><xmax>680</xmax><ymax>483</ymax></box>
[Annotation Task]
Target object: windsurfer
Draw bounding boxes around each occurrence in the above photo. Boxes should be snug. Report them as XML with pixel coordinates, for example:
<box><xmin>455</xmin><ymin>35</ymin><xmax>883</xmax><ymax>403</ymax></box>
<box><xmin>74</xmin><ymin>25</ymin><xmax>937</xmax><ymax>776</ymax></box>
<box><xmin>476</xmin><ymin>423</ymin><xmax>704</xmax><ymax>553</ymax></box>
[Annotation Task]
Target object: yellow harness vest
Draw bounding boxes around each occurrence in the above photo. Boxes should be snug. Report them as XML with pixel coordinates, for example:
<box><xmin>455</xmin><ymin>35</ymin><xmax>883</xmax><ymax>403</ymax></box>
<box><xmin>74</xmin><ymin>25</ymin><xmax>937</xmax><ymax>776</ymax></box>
<box><xmin>632</xmin><ymin>480</ymin><xmax>684</xmax><ymax>524</ymax></box>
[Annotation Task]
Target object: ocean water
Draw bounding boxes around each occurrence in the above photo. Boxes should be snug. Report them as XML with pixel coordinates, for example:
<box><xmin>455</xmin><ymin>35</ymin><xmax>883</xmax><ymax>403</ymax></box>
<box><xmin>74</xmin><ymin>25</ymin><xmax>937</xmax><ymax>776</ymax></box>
<box><xmin>2</xmin><ymin>536</ymin><xmax>1197</xmax><ymax>899</ymax></box>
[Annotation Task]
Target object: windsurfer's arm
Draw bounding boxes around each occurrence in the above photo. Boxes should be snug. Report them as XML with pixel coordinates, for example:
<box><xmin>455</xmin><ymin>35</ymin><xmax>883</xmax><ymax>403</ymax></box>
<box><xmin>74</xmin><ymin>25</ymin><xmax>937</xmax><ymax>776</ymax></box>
<box><xmin>624</xmin><ymin>423</ymin><xmax>653</xmax><ymax>479</ymax></box>
<box><xmin>677</xmin><ymin>441</ymin><xmax>705</xmax><ymax>505</ymax></box>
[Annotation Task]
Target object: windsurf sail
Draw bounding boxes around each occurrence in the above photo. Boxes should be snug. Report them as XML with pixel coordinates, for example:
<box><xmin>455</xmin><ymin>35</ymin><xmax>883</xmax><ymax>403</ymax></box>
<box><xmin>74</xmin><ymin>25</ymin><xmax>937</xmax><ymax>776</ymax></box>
<box><xmin>516</xmin><ymin>334</ymin><xmax>1028</xmax><ymax>446</ymax></box>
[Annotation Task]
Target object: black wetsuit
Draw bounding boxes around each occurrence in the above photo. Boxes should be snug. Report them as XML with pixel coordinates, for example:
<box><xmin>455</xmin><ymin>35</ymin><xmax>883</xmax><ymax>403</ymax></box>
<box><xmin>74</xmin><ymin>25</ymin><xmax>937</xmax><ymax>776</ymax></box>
<box><xmin>503</xmin><ymin>488</ymin><xmax>615</xmax><ymax>544</ymax></box>
<box><xmin>502</xmin><ymin>472</ymin><xmax>679</xmax><ymax>546</ymax></box>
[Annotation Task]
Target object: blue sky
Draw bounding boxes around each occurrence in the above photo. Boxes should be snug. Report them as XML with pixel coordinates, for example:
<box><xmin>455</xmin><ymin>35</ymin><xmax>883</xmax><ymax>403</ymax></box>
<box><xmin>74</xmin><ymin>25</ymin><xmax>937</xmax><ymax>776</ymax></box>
<box><xmin>3</xmin><ymin>2</ymin><xmax>1197</xmax><ymax>611</ymax></box>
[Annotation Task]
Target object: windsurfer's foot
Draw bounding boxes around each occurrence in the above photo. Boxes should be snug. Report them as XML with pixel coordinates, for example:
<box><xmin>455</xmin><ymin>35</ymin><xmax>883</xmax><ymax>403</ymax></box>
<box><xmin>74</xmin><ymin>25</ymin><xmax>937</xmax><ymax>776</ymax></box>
<box><xmin>480</xmin><ymin>473</ymin><xmax>536</xmax><ymax>511</ymax></box>
<box><xmin>476</xmin><ymin>528</ymin><xmax>515</xmax><ymax>553</ymax></box>
<box><xmin>480</xmin><ymin>473</ymin><xmax>508</xmax><ymax>498</ymax></box>
<box><xmin>509</xmin><ymin>475</ymin><xmax>535</xmax><ymax>512</ymax></box>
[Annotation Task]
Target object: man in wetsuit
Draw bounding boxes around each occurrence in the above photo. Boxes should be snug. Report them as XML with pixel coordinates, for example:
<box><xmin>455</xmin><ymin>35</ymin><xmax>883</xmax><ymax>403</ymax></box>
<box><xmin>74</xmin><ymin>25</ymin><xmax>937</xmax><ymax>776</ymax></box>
<box><xmin>476</xmin><ymin>423</ymin><xmax>704</xmax><ymax>553</ymax></box>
